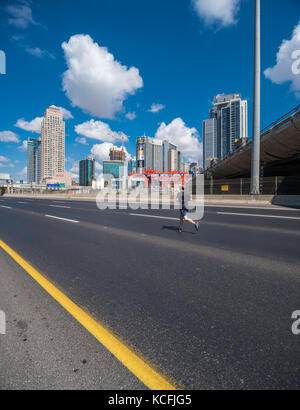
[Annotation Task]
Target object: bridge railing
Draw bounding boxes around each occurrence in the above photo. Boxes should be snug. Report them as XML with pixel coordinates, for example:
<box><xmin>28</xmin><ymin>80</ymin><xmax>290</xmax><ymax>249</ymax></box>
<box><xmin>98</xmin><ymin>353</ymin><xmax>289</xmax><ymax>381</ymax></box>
<box><xmin>207</xmin><ymin>104</ymin><xmax>300</xmax><ymax>172</ymax></box>
<box><xmin>260</xmin><ymin>104</ymin><xmax>300</xmax><ymax>135</ymax></box>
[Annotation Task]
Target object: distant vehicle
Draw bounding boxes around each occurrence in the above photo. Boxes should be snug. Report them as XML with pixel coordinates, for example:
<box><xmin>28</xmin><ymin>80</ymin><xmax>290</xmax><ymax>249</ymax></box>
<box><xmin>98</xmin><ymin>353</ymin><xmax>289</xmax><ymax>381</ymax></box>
<box><xmin>0</xmin><ymin>186</ymin><xmax>6</xmax><ymax>196</ymax></box>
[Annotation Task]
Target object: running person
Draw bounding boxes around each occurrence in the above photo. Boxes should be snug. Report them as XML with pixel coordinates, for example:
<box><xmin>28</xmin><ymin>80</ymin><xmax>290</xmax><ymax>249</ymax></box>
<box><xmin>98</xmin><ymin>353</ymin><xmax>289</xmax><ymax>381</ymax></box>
<box><xmin>178</xmin><ymin>185</ymin><xmax>199</xmax><ymax>233</ymax></box>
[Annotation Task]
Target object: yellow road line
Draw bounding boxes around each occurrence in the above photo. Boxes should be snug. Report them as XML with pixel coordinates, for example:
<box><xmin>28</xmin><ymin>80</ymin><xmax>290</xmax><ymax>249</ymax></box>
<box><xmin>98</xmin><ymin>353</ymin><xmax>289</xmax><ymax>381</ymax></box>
<box><xmin>0</xmin><ymin>239</ymin><xmax>177</xmax><ymax>390</ymax></box>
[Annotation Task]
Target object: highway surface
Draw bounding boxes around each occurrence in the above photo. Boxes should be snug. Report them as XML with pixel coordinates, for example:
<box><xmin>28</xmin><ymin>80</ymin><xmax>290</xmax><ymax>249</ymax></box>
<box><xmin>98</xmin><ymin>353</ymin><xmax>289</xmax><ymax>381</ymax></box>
<box><xmin>0</xmin><ymin>196</ymin><xmax>300</xmax><ymax>390</ymax></box>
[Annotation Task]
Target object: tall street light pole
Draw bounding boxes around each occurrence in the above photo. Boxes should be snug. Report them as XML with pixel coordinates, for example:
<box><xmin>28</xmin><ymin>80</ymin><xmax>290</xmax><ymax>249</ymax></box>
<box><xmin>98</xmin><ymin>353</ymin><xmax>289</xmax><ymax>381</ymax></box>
<box><xmin>250</xmin><ymin>0</ymin><xmax>261</xmax><ymax>195</ymax></box>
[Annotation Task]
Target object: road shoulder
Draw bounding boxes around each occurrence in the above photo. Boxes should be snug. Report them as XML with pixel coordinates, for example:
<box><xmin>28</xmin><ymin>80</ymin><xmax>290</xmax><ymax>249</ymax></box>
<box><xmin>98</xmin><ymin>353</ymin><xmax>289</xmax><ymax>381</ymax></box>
<box><xmin>0</xmin><ymin>249</ymin><xmax>145</xmax><ymax>390</ymax></box>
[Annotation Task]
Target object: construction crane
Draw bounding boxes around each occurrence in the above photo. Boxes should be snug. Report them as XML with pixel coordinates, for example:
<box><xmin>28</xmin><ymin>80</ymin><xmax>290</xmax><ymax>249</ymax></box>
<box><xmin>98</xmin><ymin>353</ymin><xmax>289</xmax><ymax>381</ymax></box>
<box><xmin>121</xmin><ymin>135</ymin><xmax>125</xmax><ymax>152</ymax></box>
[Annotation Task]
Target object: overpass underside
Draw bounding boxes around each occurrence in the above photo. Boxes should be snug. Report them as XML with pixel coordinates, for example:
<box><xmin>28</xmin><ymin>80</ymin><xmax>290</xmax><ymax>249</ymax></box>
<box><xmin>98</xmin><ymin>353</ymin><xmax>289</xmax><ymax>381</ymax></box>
<box><xmin>207</xmin><ymin>107</ymin><xmax>300</xmax><ymax>179</ymax></box>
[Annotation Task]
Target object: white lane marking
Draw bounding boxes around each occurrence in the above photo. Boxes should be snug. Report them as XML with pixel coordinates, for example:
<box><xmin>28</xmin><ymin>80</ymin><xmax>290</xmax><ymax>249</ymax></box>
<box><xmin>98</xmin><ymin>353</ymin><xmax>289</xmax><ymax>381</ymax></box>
<box><xmin>0</xmin><ymin>205</ymin><xmax>12</xmax><ymax>209</ymax></box>
<box><xmin>18</xmin><ymin>201</ymin><xmax>28</xmax><ymax>204</ymax></box>
<box><xmin>52</xmin><ymin>201</ymin><xmax>66</xmax><ymax>204</ymax></box>
<box><xmin>49</xmin><ymin>205</ymin><xmax>71</xmax><ymax>209</ymax></box>
<box><xmin>130</xmin><ymin>213</ymin><xmax>178</xmax><ymax>221</ymax></box>
<box><xmin>45</xmin><ymin>214</ymin><xmax>79</xmax><ymax>223</ymax></box>
<box><xmin>206</xmin><ymin>204</ymin><xmax>300</xmax><ymax>212</ymax></box>
<box><xmin>217</xmin><ymin>212</ymin><xmax>300</xmax><ymax>221</ymax></box>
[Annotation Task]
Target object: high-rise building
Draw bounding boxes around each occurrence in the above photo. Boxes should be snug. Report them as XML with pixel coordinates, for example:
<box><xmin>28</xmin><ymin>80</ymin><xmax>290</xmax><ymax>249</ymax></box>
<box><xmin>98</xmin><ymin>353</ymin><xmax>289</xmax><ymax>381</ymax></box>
<box><xmin>162</xmin><ymin>140</ymin><xmax>177</xmax><ymax>172</ymax></box>
<box><xmin>109</xmin><ymin>148</ymin><xmax>126</xmax><ymax>161</ymax></box>
<box><xmin>182</xmin><ymin>162</ymin><xmax>190</xmax><ymax>173</ymax></box>
<box><xmin>103</xmin><ymin>161</ymin><xmax>126</xmax><ymax>179</ymax></box>
<box><xmin>152</xmin><ymin>139</ymin><xmax>163</xmax><ymax>172</ymax></box>
<box><xmin>144</xmin><ymin>137</ymin><xmax>153</xmax><ymax>170</ymax></box>
<box><xmin>177</xmin><ymin>151</ymin><xmax>182</xmax><ymax>172</ymax></box>
<box><xmin>41</xmin><ymin>105</ymin><xmax>65</xmax><ymax>181</ymax></box>
<box><xmin>35</xmin><ymin>139</ymin><xmax>42</xmax><ymax>183</ymax></box>
<box><xmin>136</xmin><ymin>136</ymin><xmax>163</xmax><ymax>172</ymax></box>
<box><xmin>136</xmin><ymin>137</ymin><xmax>183</xmax><ymax>173</ymax></box>
<box><xmin>168</xmin><ymin>149</ymin><xmax>178</xmax><ymax>172</ymax></box>
<box><xmin>128</xmin><ymin>159</ymin><xmax>137</xmax><ymax>175</ymax></box>
<box><xmin>27</xmin><ymin>137</ymin><xmax>41</xmax><ymax>184</ymax></box>
<box><xmin>79</xmin><ymin>156</ymin><xmax>95</xmax><ymax>186</ymax></box>
<box><xmin>136</xmin><ymin>136</ymin><xmax>145</xmax><ymax>173</ymax></box>
<box><xmin>203</xmin><ymin>118</ymin><xmax>217</xmax><ymax>169</ymax></box>
<box><xmin>206</xmin><ymin>94</ymin><xmax>248</xmax><ymax>163</ymax></box>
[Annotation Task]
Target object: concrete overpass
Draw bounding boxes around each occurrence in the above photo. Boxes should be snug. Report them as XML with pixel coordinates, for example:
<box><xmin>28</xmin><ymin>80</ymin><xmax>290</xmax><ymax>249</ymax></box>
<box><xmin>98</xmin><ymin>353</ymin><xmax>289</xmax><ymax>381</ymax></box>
<box><xmin>207</xmin><ymin>105</ymin><xmax>300</xmax><ymax>179</ymax></box>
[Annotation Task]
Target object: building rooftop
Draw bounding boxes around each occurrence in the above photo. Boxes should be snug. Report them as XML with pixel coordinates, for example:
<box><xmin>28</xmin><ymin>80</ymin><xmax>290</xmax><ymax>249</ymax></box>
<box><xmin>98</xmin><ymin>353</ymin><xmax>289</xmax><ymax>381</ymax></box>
<box><xmin>214</xmin><ymin>94</ymin><xmax>241</xmax><ymax>104</ymax></box>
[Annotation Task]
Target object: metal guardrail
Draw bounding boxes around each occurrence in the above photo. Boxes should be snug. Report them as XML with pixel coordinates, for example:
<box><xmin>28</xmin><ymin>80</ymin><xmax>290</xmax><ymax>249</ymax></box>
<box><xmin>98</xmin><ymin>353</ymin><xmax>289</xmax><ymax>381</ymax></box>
<box><xmin>260</xmin><ymin>104</ymin><xmax>300</xmax><ymax>134</ymax></box>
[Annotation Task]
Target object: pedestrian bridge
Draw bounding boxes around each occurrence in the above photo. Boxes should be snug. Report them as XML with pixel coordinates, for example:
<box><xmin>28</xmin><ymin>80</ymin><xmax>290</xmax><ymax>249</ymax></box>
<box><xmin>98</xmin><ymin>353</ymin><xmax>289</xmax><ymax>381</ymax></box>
<box><xmin>207</xmin><ymin>105</ymin><xmax>300</xmax><ymax>179</ymax></box>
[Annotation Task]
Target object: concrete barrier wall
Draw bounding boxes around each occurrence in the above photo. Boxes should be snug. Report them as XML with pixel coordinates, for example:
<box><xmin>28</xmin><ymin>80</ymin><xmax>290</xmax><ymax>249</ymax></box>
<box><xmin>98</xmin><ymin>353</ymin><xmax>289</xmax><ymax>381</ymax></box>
<box><xmin>5</xmin><ymin>193</ymin><xmax>300</xmax><ymax>207</ymax></box>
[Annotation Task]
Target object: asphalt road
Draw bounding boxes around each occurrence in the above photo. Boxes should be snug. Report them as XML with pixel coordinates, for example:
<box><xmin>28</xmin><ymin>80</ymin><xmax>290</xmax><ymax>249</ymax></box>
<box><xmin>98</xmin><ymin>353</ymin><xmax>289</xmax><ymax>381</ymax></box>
<box><xmin>0</xmin><ymin>196</ymin><xmax>300</xmax><ymax>389</ymax></box>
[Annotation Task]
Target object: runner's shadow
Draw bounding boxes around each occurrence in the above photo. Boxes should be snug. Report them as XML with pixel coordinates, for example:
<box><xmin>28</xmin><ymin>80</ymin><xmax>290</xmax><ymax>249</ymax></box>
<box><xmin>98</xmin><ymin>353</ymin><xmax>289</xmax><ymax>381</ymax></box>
<box><xmin>162</xmin><ymin>225</ymin><xmax>178</xmax><ymax>232</ymax></box>
<box><xmin>162</xmin><ymin>226</ymin><xmax>195</xmax><ymax>235</ymax></box>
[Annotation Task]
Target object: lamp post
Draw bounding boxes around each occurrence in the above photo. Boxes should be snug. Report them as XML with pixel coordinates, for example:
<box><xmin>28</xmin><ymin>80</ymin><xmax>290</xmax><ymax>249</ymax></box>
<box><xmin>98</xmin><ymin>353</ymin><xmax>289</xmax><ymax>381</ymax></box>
<box><xmin>250</xmin><ymin>0</ymin><xmax>261</xmax><ymax>195</ymax></box>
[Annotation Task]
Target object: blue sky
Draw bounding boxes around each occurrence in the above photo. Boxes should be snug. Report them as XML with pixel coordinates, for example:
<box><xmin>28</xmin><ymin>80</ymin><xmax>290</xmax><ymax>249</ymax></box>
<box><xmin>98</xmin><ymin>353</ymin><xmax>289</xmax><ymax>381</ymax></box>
<box><xmin>0</xmin><ymin>0</ymin><xmax>299</xmax><ymax>181</ymax></box>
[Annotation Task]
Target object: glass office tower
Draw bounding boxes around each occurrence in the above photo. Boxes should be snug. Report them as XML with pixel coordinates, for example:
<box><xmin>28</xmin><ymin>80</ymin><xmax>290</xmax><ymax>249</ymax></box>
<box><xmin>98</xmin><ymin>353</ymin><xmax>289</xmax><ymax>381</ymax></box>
<box><xmin>27</xmin><ymin>137</ymin><xmax>42</xmax><ymax>184</ymax></box>
<box><xmin>207</xmin><ymin>94</ymin><xmax>248</xmax><ymax>161</ymax></box>
<box><xmin>79</xmin><ymin>156</ymin><xmax>95</xmax><ymax>186</ymax></box>
<box><xmin>203</xmin><ymin>118</ymin><xmax>217</xmax><ymax>169</ymax></box>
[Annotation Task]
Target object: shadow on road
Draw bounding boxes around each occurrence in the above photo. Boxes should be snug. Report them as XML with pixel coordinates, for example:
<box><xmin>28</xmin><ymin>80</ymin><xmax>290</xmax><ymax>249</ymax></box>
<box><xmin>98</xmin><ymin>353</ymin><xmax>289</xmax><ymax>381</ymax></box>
<box><xmin>162</xmin><ymin>225</ymin><xmax>195</xmax><ymax>235</ymax></box>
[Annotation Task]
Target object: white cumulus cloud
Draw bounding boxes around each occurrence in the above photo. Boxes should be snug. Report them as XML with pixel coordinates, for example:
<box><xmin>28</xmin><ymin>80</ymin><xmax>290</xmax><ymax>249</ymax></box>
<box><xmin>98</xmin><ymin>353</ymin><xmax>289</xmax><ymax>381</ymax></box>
<box><xmin>95</xmin><ymin>161</ymin><xmax>103</xmax><ymax>172</ymax></box>
<box><xmin>125</xmin><ymin>112</ymin><xmax>136</xmax><ymax>120</ymax></box>
<box><xmin>14</xmin><ymin>107</ymin><xmax>73</xmax><ymax>133</ymax></box>
<box><xmin>75</xmin><ymin>137</ymin><xmax>88</xmax><ymax>145</ymax></box>
<box><xmin>70</xmin><ymin>163</ymin><xmax>79</xmax><ymax>174</ymax></box>
<box><xmin>192</xmin><ymin>0</ymin><xmax>241</xmax><ymax>27</ymax></box>
<box><xmin>58</xmin><ymin>107</ymin><xmax>74</xmax><ymax>120</ymax></box>
<box><xmin>91</xmin><ymin>143</ymin><xmax>113</xmax><ymax>163</ymax></box>
<box><xmin>15</xmin><ymin>117</ymin><xmax>42</xmax><ymax>132</ymax></box>
<box><xmin>0</xmin><ymin>156</ymin><xmax>10</xmax><ymax>163</ymax></box>
<box><xmin>147</xmin><ymin>103</ymin><xmax>165</xmax><ymax>113</ymax></box>
<box><xmin>155</xmin><ymin>118</ymin><xmax>202</xmax><ymax>163</ymax></box>
<box><xmin>26</xmin><ymin>47</ymin><xmax>55</xmax><ymax>59</ymax></box>
<box><xmin>75</xmin><ymin>119</ymin><xmax>129</xmax><ymax>143</ymax></box>
<box><xmin>91</xmin><ymin>142</ymin><xmax>131</xmax><ymax>163</ymax></box>
<box><xmin>264</xmin><ymin>22</ymin><xmax>300</xmax><ymax>98</ymax></box>
<box><xmin>62</xmin><ymin>34</ymin><xmax>143</xmax><ymax>119</ymax></box>
<box><xmin>18</xmin><ymin>140</ymin><xmax>28</xmax><ymax>152</ymax></box>
<box><xmin>0</xmin><ymin>131</ymin><xmax>20</xmax><ymax>143</ymax></box>
<box><xmin>17</xmin><ymin>166</ymin><xmax>27</xmax><ymax>178</ymax></box>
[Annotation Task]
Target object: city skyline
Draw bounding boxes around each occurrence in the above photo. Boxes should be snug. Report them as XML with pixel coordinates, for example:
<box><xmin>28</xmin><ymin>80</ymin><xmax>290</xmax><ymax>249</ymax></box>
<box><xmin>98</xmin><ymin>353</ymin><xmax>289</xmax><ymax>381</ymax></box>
<box><xmin>0</xmin><ymin>0</ymin><xmax>299</xmax><ymax>182</ymax></box>
<box><xmin>1</xmin><ymin>1</ymin><xmax>300</xmax><ymax>393</ymax></box>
